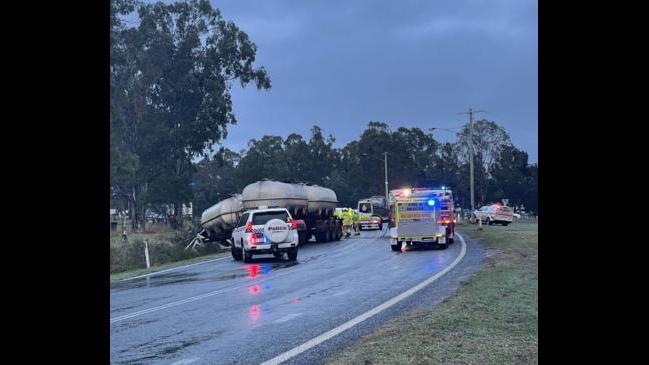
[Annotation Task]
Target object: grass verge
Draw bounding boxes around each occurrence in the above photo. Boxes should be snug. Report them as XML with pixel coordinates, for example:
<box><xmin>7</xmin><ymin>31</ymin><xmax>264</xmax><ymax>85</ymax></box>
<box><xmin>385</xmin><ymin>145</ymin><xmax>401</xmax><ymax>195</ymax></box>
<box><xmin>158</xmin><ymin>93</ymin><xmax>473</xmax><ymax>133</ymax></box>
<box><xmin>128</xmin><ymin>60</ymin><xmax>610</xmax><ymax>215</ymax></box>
<box><xmin>110</xmin><ymin>224</ymin><xmax>228</xmax><ymax>277</ymax></box>
<box><xmin>327</xmin><ymin>222</ymin><xmax>538</xmax><ymax>365</ymax></box>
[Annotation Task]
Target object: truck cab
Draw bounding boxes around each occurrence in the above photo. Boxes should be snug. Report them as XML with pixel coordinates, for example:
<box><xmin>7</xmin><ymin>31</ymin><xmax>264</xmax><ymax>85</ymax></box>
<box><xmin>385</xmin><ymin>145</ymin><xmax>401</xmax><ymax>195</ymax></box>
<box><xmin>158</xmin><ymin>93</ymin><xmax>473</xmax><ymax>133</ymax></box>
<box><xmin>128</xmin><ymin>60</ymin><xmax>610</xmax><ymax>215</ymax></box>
<box><xmin>387</xmin><ymin>188</ymin><xmax>450</xmax><ymax>251</ymax></box>
<box><xmin>357</xmin><ymin>196</ymin><xmax>389</xmax><ymax>227</ymax></box>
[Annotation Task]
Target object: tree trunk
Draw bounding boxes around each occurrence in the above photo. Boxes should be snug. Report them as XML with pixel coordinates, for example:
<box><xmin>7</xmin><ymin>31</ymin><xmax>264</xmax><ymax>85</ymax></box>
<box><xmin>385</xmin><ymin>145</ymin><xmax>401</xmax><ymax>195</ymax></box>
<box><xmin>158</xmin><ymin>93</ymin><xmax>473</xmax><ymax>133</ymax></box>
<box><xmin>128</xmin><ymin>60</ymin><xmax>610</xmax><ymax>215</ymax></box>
<box><xmin>174</xmin><ymin>202</ymin><xmax>183</xmax><ymax>229</ymax></box>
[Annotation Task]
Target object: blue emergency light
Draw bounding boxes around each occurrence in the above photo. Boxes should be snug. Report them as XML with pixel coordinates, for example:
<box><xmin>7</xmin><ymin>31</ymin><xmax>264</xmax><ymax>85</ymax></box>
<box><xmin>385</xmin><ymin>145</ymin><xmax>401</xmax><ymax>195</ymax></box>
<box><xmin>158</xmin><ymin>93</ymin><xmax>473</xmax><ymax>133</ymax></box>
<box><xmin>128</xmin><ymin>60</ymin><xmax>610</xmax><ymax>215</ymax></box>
<box><xmin>427</xmin><ymin>199</ymin><xmax>436</xmax><ymax>206</ymax></box>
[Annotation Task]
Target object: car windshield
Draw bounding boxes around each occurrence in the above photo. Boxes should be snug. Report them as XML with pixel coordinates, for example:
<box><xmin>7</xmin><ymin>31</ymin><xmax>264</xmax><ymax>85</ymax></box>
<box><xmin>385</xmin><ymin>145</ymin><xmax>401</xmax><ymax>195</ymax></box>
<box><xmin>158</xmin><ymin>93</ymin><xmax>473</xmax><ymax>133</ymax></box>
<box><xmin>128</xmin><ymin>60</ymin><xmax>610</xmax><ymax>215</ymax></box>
<box><xmin>252</xmin><ymin>211</ymin><xmax>289</xmax><ymax>225</ymax></box>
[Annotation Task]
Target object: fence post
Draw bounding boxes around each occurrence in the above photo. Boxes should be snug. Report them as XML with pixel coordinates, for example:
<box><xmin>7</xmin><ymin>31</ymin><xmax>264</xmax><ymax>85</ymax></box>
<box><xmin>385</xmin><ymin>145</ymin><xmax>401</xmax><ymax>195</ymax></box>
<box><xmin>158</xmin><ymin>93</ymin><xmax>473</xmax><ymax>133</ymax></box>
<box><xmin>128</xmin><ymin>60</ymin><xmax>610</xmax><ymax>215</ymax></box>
<box><xmin>144</xmin><ymin>240</ymin><xmax>151</xmax><ymax>269</ymax></box>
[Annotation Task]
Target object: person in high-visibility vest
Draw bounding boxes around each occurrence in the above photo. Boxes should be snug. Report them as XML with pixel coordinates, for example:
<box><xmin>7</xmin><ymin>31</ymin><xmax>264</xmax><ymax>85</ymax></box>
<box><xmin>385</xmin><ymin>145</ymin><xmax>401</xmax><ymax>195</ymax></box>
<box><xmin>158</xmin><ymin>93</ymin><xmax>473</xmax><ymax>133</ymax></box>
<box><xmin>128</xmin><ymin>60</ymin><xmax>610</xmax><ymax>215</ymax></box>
<box><xmin>341</xmin><ymin>208</ymin><xmax>353</xmax><ymax>238</ymax></box>
<box><xmin>352</xmin><ymin>209</ymin><xmax>361</xmax><ymax>235</ymax></box>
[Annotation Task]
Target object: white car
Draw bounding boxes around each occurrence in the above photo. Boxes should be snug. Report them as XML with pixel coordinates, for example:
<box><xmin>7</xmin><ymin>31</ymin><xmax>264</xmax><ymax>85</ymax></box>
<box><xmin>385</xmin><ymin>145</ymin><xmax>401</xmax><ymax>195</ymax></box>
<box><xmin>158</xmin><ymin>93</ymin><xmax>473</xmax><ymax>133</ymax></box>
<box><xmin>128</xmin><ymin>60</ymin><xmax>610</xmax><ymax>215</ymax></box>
<box><xmin>358</xmin><ymin>212</ymin><xmax>382</xmax><ymax>230</ymax></box>
<box><xmin>472</xmin><ymin>204</ymin><xmax>514</xmax><ymax>226</ymax></box>
<box><xmin>231</xmin><ymin>207</ymin><xmax>299</xmax><ymax>262</ymax></box>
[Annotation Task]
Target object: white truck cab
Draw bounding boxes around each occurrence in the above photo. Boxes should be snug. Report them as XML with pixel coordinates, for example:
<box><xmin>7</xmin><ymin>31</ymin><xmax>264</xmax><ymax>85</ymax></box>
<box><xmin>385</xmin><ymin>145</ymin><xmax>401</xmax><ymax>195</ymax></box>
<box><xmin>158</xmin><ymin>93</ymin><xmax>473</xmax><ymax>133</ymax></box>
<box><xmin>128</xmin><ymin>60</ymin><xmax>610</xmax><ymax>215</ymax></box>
<box><xmin>231</xmin><ymin>207</ymin><xmax>299</xmax><ymax>262</ymax></box>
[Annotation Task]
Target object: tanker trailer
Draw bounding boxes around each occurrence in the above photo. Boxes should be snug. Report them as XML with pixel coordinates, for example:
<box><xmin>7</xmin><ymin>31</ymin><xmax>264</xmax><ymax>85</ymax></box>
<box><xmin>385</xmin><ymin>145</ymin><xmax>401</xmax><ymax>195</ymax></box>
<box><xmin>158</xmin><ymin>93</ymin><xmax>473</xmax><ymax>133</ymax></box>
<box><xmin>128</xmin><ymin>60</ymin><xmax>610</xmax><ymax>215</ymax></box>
<box><xmin>241</xmin><ymin>180</ymin><xmax>342</xmax><ymax>244</ymax></box>
<box><xmin>199</xmin><ymin>194</ymin><xmax>244</xmax><ymax>244</ymax></box>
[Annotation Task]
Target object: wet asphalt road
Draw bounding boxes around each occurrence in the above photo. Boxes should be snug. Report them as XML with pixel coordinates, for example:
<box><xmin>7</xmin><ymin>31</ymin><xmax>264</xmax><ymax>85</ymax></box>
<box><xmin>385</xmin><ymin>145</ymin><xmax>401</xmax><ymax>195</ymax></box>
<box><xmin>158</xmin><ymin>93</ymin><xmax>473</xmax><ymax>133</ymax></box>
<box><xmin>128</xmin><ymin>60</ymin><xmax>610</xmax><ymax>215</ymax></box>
<box><xmin>110</xmin><ymin>225</ymin><xmax>484</xmax><ymax>365</ymax></box>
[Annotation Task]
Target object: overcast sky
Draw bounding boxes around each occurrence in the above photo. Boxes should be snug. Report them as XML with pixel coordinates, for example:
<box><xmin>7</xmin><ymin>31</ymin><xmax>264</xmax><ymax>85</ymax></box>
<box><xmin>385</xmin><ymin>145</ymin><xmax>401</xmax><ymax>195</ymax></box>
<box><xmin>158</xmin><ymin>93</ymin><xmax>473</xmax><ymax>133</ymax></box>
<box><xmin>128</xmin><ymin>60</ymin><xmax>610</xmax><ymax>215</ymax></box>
<box><xmin>210</xmin><ymin>0</ymin><xmax>537</xmax><ymax>162</ymax></box>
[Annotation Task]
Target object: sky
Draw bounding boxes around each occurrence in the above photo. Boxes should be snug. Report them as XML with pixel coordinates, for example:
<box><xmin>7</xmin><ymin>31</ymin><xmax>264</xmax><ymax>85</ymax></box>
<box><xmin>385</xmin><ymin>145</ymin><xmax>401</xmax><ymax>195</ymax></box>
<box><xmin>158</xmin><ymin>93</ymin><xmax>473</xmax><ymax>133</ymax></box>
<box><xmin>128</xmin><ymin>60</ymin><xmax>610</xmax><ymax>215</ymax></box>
<box><xmin>208</xmin><ymin>0</ymin><xmax>537</xmax><ymax>162</ymax></box>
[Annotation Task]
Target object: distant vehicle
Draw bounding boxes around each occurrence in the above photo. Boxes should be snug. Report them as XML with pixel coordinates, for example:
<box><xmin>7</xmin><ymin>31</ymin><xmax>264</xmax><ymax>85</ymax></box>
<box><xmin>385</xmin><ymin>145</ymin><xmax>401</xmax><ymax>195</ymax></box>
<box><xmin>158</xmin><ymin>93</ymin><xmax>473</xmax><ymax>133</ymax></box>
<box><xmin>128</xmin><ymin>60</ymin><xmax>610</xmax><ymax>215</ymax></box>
<box><xmin>231</xmin><ymin>207</ymin><xmax>299</xmax><ymax>262</ymax></box>
<box><xmin>357</xmin><ymin>196</ymin><xmax>389</xmax><ymax>223</ymax></box>
<box><xmin>358</xmin><ymin>214</ymin><xmax>382</xmax><ymax>230</ymax></box>
<box><xmin>387</xmin><ymin>188</ymin><xmax>450</xmax><ymax>251</ymax></box>
<box><xmin>471</xmin><ymin>204</ymin><xmax>514</xmax><ymax>225</ymax></box>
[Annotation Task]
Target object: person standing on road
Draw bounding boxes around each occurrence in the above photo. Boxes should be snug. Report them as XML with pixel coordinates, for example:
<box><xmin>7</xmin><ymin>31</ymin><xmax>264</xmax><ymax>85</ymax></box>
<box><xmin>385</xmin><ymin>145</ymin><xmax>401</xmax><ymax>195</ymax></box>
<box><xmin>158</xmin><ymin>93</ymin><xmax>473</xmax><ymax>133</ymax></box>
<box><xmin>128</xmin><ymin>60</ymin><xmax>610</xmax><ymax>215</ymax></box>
<box><xmin>342</xmin><ymin>208</ymin><xmax>353</xmax><ymax>238</ymax></box>
<box><xmin>352</xmin><ymin>209</ymin><xmax>361</xmax><ymax>236</ymax></box>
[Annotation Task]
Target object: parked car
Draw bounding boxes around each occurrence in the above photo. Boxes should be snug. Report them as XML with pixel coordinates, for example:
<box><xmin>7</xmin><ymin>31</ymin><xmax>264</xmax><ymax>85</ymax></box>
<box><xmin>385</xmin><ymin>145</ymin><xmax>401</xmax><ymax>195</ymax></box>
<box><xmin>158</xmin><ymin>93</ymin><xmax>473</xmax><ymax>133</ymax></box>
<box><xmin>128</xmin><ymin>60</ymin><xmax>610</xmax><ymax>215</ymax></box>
<box><xmin>471</xmin><ymin>204</ymin><xmax>514</xmax><ymax>226</ymax></box>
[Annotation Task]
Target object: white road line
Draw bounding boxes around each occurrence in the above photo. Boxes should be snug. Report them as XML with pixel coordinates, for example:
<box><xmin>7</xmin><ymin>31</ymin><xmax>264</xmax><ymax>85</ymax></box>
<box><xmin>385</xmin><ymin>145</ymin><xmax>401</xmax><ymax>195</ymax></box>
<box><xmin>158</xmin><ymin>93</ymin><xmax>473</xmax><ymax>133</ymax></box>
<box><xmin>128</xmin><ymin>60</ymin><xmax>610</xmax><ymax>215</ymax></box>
<box><xmin>112</xmin><ymin>242</ymin><xmax>371</xmax><ymax>322</ymax></box>
<box><xmin>259</xmin><ymin>233</ymin><xmax>467</xmax><ymax>365</ymax></box>
<box><xmin>110</xmin><ymin>267</ymin><xmax>298</xmax><ymax>323</ymax></box>
<box><xmin>169</xmin><ymin>358</ymin><xmax>200</xmax><ymax>365</ymax></box>
<box><xmin>116</xmin><ymin>256</ymin><xmax>230</xmax><ymax>282</ymax></box>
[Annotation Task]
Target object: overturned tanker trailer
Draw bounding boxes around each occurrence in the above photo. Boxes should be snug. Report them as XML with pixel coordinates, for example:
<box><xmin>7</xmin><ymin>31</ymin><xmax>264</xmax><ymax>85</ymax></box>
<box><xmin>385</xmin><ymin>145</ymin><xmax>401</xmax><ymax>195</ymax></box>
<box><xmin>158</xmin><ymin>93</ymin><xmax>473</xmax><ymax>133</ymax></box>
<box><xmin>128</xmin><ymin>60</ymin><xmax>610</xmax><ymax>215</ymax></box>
<box><xmin>197</xmin><ymin>194</ymin><xmax>245</xmax><ymax>244</ymax></box>
<box><xmin>241</xmin><ymin>180</ymin><xmax>342</xmax><ymax>244</ymax></box>
<box><xmin>193</xmin><ymin>180</ymin><xmax>343</xmax><ymax>247</ymax></box>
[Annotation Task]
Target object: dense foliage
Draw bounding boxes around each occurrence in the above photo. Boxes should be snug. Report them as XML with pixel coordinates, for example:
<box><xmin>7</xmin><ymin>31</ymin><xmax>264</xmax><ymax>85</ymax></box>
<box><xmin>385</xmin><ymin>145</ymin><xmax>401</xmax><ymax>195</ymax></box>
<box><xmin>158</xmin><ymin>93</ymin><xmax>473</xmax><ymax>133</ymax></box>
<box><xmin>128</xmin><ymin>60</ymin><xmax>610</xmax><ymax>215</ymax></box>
<box><xmin>110</xmin><ymin>1</ymin><xmax>537</xmax><ymax>230</ymax></box>
<box><xmin>191</xmin><ymin>121</ymin><xmax>538</xmax><ymax>218</ymax></box>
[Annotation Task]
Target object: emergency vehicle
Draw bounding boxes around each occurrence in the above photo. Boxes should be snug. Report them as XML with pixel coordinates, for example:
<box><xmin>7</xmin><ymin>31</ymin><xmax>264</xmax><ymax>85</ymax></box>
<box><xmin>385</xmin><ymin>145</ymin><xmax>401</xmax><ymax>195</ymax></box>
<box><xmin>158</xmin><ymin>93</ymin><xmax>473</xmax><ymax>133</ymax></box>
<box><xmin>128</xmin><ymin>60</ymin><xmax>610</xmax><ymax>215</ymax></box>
<box><xmin>231</xmin><ymin>207</ymin><xmax>299</xmax><ymax>262</ymax></box>
<box><xmin>357</xmin><ymin>196</ymin><xmax>389</xmax><ymax>221</ymax></box>
<box><xmin>387</xmin><ymin>188</ymin><xmax>450</xmax><ymax>251</ymax></box>
<box><xmin>431</xmin><ymin>188</ymin><xmax>456</xmax><ymax>244</ymax></box>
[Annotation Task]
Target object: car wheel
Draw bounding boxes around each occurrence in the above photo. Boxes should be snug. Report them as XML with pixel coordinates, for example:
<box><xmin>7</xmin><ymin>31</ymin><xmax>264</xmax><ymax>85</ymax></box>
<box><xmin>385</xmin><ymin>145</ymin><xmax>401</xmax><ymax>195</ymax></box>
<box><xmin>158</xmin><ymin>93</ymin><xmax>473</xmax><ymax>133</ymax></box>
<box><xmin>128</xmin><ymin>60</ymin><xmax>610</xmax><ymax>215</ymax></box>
<box><xmin>287</xmin><ymin>247</ymin><xmax>298</xmax><ymax>261</ymax></box>
<box><xmin>231</xmin><ymin>242</ymin><xmax>242</xmax><ymax>261</ymax></box>
<box><xmin>242</xmin><ymin>242</ymin><xmax>252</xmax><ymax>263</ymax></box>
<box><xmin>487</xmin><ymin>218</ymin><xmax>493</xmax><ymax>225</ymax></box>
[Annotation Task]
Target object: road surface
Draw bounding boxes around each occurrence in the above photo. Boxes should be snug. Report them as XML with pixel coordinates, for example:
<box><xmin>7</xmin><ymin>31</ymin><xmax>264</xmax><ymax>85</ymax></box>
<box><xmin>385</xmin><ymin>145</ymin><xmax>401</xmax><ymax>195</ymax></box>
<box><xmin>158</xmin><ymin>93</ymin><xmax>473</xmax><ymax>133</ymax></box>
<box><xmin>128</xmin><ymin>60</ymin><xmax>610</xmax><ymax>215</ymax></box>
<box><xmin>110</xmin><ymin>225</ymin><xmax>484</xmax><ymax>364</ymax></box>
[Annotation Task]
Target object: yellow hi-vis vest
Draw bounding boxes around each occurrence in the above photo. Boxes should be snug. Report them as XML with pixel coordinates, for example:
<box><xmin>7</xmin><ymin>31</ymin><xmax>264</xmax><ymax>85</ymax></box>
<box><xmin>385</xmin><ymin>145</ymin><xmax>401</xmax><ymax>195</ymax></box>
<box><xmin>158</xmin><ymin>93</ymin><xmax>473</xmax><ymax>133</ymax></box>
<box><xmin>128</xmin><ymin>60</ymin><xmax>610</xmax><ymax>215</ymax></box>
<box><xmin>352</xmin><ymin>210</ymin><xmax>361</xmax><ymax>223</ymax></box>
<box><xmin>342</xmin><ymin>210</ymin><xmax>353</xmax><ymax>225</ymax></box>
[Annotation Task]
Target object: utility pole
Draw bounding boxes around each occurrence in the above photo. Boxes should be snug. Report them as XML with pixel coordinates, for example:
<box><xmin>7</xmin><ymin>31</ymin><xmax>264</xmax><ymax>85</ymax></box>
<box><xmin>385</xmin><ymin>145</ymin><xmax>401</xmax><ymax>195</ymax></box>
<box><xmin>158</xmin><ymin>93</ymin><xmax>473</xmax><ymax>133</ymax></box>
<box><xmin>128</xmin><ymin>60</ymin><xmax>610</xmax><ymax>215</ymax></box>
<box><xmin>384</xmin><ymin>152</ymin><xmax>389</xmax><ymax>207</ymax></box>
<box><xmin>458</xmin><ymin>108</ymin><xmax>485</xmax><ymax>211</ymax></box>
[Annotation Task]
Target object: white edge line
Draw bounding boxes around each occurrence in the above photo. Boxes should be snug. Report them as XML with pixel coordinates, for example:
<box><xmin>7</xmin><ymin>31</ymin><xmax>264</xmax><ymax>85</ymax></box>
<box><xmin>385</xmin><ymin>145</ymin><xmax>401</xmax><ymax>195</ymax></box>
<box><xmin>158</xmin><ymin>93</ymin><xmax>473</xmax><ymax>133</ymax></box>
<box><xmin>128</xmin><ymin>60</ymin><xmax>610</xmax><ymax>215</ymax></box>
<box><xmin>259</xmin><ymin>233</ymin><xmax>467</xmax><ymax>365</ymax></box>
<box><xmin>115</xmin><ymin>255</ymin><xmax>230</xmax><ymax>282</ymax></box>
<box><xmin>110</xmin><ymin>265</ymin><xmax>298</xmax><ymax>323</ymax></box>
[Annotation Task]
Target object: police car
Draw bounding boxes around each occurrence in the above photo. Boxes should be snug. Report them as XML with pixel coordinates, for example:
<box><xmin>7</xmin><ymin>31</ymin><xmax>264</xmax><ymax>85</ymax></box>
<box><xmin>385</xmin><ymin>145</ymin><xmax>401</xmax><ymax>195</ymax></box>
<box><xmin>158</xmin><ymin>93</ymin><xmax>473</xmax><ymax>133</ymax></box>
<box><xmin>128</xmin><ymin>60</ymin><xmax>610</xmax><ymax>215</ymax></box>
<box><xmin>472</xmin><ymin>203</ymin><xmax>514</xmax><ymax>226</ymax></box>
<box><xmin>231</xmin><ymin>207</ymin><xmax>299</xmax><ymax>262</ymax></box>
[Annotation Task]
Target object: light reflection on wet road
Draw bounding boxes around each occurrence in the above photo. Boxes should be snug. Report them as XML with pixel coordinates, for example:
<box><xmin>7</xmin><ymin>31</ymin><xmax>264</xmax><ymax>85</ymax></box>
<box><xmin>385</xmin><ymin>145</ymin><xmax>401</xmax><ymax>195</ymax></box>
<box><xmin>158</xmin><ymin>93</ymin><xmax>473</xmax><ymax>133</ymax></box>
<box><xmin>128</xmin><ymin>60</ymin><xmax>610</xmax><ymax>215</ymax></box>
<box><xmin>110</xmin><ymin>225</ymin><xmax>467</xmax><ymax>364</ymax></box>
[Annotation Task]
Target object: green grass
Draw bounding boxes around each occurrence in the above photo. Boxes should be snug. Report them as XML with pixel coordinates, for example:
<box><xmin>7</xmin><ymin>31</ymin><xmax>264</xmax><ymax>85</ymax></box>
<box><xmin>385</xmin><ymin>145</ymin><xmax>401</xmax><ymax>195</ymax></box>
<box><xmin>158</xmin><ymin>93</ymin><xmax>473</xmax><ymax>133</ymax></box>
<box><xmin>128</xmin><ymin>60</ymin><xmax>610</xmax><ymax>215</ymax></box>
<box><xmin>109</xmin><ymin>251</ymin><xmax>230</xmax><ymax>282</ymax></box>
<box><xmin>110</xmin><ymin>227</ymin><xmax>228</xmax><ymax>276</ymax></box>
<box><xmin>327</xmin><ymin>222</ymin><xmax>538</xmax><ymax>365</ymax></box>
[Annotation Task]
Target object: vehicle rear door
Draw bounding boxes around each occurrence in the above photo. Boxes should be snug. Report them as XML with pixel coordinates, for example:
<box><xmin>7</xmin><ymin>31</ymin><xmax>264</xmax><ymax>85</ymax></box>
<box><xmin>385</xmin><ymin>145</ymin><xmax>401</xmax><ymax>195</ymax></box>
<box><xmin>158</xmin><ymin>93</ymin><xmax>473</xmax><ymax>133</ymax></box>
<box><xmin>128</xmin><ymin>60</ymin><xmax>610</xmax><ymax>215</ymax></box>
<box><xmin>396</xmin><ymin>199</ymin><xmax>438</xmax><ymax>238</ymax></box>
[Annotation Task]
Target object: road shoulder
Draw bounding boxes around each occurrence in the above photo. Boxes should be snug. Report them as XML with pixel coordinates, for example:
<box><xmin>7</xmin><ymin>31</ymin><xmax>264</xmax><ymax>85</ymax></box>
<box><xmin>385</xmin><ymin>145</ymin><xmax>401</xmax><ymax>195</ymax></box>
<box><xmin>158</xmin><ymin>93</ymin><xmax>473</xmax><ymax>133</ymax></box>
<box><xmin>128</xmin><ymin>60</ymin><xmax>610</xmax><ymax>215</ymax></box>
<box><xmin>325</xmin><ymin>223</ymin><xmax>537</xmax><ymax>365</ymax></box>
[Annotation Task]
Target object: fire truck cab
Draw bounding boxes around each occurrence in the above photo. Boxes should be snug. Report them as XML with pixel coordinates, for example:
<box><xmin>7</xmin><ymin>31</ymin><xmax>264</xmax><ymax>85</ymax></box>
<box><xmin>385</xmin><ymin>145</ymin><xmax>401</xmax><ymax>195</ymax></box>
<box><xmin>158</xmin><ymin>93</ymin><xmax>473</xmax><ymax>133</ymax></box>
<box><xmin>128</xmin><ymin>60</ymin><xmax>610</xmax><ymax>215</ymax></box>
<box><xmin>387</xmin><ymin>188</ymin><xmax>450</xmax><ymax>251</ymax></box>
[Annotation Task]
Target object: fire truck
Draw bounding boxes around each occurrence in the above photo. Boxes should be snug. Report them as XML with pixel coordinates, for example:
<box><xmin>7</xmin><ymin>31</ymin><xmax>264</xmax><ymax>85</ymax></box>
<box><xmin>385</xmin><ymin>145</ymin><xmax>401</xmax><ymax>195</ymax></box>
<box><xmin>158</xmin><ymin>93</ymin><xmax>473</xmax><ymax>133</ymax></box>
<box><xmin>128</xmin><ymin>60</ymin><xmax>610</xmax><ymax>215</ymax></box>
<box><xmin>387</xmin><ymin>187</ymin><xmax>451</xmax><ymax>251</ymax></box>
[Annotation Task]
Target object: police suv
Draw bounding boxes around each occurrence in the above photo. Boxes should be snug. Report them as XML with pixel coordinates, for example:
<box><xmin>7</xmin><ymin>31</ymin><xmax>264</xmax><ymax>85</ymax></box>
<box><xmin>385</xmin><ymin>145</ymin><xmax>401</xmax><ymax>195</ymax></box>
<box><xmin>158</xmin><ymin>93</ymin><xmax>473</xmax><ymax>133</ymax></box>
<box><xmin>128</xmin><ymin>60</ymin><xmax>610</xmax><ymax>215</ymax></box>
<box><xmin>231</xmin><ymin>207</ymin><xmax>299</xmax><ymax>262</ymax></box>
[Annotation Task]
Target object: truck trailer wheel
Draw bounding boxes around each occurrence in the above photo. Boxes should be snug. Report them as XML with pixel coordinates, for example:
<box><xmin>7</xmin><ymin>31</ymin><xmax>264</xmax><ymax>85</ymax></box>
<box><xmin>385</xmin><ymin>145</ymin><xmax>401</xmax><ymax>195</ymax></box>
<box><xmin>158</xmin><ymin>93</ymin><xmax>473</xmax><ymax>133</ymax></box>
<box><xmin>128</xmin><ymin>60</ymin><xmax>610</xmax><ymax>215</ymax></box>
<box><xmin>391</xmin><ymin>244</ymin><xmax>401</xmax><ymax>252</ymax></box>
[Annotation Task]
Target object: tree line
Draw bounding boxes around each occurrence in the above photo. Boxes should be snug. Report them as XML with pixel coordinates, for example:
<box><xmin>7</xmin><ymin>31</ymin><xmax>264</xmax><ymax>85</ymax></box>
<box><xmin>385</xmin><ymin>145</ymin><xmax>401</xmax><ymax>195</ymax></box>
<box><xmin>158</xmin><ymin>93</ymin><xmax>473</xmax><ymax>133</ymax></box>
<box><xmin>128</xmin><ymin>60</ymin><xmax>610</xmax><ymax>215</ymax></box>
<box><xmin>110</xmin><ymin>0</ymin><xmax>537</xmax><ymax>230</ymax></box>
<box><xmin>189</xmin><ymin>121</ymin><xmax>538</xmax><ymax>221</ymax></box>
